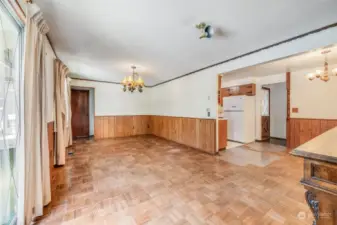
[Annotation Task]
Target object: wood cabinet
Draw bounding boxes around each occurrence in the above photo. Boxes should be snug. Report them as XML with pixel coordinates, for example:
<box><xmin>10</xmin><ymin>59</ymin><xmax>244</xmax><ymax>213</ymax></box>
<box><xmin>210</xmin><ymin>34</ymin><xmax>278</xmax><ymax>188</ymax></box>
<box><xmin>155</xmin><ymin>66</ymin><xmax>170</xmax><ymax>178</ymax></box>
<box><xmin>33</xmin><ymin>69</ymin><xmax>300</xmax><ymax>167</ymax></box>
<box><xmin>292</xmin><ymin>127</ymin><xmax>337</xmax><ymax>225</ymax></box>
<box><xmin>221</xmin><ymin>83</ymin><xmax>256</xmax><ymax>98</ymax></box>
<box><xmin>218</xmin><ymin>119</ymin><xmax>227</xmax><ymax>150</ymax></box>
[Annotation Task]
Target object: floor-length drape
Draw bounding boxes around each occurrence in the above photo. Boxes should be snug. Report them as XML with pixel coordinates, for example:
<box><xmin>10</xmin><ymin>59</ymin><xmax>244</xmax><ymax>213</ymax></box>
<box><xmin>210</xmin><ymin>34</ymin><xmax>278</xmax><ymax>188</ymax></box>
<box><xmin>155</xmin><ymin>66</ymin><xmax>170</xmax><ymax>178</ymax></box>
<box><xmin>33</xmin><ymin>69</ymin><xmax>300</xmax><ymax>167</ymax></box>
<box><xmin>66</xmin><ymin>77</ymin><xmax>72</xmax><ymax>146</ymax></box>
<box><xmin>23</xmin><ymin>7</ymin><xmax>51</xmax><ymax>225</ymax></box>
<box><xmin>54</xmin><ymin>59</ymin><xmax>71</xmax><ymax>166</ymax></box>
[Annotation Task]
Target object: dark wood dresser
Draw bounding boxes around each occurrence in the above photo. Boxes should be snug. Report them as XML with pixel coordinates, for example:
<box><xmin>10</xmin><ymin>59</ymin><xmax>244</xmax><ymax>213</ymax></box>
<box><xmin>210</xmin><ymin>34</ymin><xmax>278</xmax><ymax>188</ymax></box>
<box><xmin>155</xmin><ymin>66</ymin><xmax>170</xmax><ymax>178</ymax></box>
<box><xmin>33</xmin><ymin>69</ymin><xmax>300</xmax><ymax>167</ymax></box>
<box><xmin>292</xmin><ymin>127</ymin><xmax>337</xmax><ymax>225</ymax></box>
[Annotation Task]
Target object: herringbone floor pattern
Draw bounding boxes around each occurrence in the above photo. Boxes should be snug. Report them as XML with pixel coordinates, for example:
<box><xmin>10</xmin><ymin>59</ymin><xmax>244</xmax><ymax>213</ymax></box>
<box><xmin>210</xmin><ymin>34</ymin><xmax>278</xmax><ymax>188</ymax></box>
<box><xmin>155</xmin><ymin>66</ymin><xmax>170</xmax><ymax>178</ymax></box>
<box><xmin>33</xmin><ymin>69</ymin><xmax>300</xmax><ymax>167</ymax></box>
<box><xmin>37</xmin><ymin>135</ymin><xmax>312</xmax><ymax>225</ymax></box>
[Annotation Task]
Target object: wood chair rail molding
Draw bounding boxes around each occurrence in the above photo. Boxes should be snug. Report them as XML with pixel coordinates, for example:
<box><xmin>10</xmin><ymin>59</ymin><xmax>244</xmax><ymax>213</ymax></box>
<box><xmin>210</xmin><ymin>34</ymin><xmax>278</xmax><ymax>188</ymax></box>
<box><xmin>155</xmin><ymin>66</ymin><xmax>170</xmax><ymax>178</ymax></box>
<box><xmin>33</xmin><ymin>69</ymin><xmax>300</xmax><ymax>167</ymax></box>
<box><xmin>94</xmin><ymin>115</ymin><xmax>216</xmax><ymax>154</ymax></box>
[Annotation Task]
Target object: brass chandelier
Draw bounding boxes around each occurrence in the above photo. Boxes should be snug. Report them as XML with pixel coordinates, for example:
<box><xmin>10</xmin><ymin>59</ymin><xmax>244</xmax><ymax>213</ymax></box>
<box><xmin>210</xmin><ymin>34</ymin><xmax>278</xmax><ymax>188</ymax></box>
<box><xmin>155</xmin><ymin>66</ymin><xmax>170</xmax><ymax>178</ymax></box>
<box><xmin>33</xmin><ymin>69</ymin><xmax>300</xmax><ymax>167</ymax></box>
<box><xmin>122</xmin><ymin>66</ymin><xmax>144</xmax><ymax>93</ymax></box>
<box><xmin>306</xmin><ymin>50</ymin><xmax>337</xmax><ymax>82</ymax></box>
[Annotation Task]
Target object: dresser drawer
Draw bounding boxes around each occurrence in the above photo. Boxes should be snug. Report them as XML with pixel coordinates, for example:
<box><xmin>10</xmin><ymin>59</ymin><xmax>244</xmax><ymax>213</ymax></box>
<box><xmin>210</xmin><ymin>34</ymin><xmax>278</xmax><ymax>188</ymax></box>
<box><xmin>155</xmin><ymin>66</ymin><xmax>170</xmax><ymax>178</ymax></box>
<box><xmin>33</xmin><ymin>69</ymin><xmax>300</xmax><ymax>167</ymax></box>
<box><xmin>302</xmin><ymin>159</ymin><xmax>337</xmax><ymax>195</ymax></box>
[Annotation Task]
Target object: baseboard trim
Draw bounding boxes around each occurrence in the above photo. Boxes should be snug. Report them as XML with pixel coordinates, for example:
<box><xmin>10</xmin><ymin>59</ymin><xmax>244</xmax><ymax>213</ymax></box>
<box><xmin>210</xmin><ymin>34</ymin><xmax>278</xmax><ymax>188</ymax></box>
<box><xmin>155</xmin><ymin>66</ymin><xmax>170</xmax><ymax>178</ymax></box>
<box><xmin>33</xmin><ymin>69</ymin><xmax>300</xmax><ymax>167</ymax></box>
<box><xmin>255</xmin><ymin>139</ymin><xmax>269</xmax><ymax>142</ymax></box>
<box><xmin>270</xmin><ymin>136</ymin><xmax>286</xmax><ymax>141</ymax></box>
<box><xmin>227</xmin><ymin>139</ymin><xmax>246</xmax><ymax>144</ymax></box>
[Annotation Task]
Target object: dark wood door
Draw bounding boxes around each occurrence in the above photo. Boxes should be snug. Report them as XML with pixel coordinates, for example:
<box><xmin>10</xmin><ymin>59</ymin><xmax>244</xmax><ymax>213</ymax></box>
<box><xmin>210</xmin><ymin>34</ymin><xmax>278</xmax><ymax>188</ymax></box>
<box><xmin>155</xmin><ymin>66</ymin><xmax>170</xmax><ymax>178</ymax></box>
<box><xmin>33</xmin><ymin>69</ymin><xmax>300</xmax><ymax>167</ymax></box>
<box><xmin>71</xmin><ymin>89</ymin><xmax>89</xmax><ymax>138</ymax></box>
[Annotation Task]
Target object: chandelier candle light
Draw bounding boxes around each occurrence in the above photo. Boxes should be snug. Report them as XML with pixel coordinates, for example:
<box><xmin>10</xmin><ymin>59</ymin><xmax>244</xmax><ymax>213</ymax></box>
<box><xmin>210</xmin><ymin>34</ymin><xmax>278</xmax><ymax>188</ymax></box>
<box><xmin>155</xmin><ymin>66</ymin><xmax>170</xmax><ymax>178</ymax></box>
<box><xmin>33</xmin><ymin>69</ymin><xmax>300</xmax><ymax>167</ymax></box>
<box><xmin>306</xmin><ymin>50</ymin><xmax>337</xmax><ymax>82</ymax></box>
<box><xmin>122</xmin><ymin>66</ymin><xmax>144</xmax><ymax>93</ymax></box>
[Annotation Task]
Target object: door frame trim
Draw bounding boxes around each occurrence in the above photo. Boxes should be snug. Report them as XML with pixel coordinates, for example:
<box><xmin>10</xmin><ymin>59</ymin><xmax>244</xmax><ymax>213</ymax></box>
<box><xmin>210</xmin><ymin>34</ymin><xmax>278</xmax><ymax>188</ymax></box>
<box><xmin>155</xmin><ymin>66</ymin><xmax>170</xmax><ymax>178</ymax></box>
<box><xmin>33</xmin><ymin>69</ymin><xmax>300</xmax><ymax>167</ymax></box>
<box><xmin>286</xmin><ymin>72</ymin><xmax>291</xmax><ymax>150</ymax></box>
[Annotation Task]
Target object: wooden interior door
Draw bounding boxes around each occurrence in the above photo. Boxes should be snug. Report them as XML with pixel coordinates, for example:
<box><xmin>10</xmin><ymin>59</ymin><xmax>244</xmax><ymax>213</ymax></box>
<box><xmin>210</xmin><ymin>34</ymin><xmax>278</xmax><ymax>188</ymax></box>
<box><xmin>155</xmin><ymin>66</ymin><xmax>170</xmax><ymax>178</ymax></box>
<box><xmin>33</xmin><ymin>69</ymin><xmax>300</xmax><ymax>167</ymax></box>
<box><xmin>71</xmin><ymin>89</ymin><xmax>90</xmax><ymax>138</ymax></box>
<box><xmin>261</xmin><ymin>116</ymin><xmax>270</xmax><ymax>139</ymax></box>
<box><xmin>261</xmin><ymin>87</ymin><xmax>270</xmax><ymax>140</ymax></box>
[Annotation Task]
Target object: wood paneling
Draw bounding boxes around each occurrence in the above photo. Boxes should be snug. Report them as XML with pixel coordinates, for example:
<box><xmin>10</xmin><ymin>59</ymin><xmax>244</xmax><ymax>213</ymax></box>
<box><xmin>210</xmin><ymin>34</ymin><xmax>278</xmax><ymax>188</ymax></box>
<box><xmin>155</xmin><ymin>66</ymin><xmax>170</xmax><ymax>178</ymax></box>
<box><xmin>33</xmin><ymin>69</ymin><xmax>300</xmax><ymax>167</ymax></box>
<box><xmin>150</xmin><ymin>116</ymin><xmax>216</xmax><ymax>154</ymax></box>
<box><xmin>115</xmin><ymin>116</ymin><xmax>133</xmax><ymax>137</ymax></box>
<box><xmin>94</xmin><ymin>115</ymin><xmax>216</xmax><ymax>154</ymax></box>
<box><xmin>94</xmin><ymin>115</ymin><xmax>150</xmax><ymax>139</ymax></box>
<box><xmin>218</xmin><ymin>120</ymin><xmax>227</xmax><ymax>150</ymax></box>
<box><xmin>289</xmin><ymin>118</ymin><xmax>337</xmax><ymax>149</ymax></box>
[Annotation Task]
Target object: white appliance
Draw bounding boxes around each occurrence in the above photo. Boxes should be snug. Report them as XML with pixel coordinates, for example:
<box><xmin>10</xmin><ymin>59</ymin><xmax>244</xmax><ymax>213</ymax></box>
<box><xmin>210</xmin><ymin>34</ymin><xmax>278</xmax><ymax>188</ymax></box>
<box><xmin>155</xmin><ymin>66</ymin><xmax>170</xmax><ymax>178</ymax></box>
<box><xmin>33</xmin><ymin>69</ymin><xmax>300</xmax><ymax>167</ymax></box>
<box><xmin>223</xmin><ymin>96</ymin><xmax>255</xmax><ymax>143</ymax></box>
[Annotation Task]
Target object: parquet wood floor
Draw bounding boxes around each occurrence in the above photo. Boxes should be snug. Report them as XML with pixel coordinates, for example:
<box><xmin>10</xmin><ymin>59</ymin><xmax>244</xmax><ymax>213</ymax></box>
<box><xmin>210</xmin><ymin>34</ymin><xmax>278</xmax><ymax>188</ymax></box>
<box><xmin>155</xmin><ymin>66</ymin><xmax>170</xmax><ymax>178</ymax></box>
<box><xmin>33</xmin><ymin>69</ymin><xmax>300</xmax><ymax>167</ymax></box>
<box><xmin>38</xmin><ymin>135</ymin><xmax>312</xmax><ymax>225</ymax></box>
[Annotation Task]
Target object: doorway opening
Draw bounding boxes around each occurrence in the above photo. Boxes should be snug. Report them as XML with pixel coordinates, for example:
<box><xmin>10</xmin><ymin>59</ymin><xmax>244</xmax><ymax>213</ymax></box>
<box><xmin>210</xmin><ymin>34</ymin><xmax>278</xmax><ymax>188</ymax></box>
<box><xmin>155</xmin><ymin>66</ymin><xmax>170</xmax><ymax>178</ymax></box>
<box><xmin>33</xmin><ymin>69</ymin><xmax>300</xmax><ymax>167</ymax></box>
<box><xmin>71</xmin><ymin>87</ymin><xmax>95</xmax><ymax>139</ymax></box>
<box><xmin>261</xmin><ymin>82</ymin><xmax>287</xmax><ymax>146</ymax></box>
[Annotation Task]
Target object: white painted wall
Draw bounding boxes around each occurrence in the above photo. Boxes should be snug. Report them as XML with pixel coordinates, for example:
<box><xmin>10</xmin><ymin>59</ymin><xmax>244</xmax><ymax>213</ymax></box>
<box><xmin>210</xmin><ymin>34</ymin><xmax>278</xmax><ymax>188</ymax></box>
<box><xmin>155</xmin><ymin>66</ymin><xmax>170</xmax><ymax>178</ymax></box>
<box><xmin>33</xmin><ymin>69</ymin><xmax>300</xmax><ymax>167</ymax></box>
<box><xmin>150</xmin><ymin>71</ymin><xmax>217</xmax><ymax>119</ymax></box>
<box><xmin>291</xmin><ymin>64</ymin><xmax>337</xmax><ymax>119</ymax></box>
<box><xmin>265</xmin><ymin>83</ymin><xmax>287</xmax><ymax>139</ymax></box>
<box><xmin>70</xmin><ymin>79</ymin><xmax>151</xmax><ymax>116</ymax></box>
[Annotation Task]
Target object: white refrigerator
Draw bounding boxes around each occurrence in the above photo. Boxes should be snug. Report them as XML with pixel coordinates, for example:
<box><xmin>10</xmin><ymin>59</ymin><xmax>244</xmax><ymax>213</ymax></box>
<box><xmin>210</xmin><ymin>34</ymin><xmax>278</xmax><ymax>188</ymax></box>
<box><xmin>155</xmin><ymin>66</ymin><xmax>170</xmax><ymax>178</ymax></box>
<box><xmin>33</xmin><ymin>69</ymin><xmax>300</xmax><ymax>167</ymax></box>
<box><xmin>223</xmin><ymin>96</ymin><xmax>255</xmax><ymax>143</ymax></box>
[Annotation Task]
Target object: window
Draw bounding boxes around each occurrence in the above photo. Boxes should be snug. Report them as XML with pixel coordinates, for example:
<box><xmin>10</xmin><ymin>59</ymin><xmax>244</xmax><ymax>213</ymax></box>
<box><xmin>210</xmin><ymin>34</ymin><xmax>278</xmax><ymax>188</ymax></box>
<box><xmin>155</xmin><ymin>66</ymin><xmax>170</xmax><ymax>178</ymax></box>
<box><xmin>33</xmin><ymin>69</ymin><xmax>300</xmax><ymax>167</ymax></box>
<box><xmin>0</xmin><ymin>1</ymin><xmax>23</xmax><ymax>224</ymax></box>
<box><xmin>261</xmin><ymin>88</ymin><xmax>270</xmax><ymax>116</ymax></box>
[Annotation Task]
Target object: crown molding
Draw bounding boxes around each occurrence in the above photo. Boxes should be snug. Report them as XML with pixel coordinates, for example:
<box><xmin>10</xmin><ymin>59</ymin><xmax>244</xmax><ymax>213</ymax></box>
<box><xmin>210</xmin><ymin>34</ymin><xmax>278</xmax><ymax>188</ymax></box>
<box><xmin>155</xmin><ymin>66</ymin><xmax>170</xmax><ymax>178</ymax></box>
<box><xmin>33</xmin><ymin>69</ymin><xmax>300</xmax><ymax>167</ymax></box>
<box><xmin>70</xmin><ymin>77</ymin><xmax>121</xmax><ymax>85</ymax></box>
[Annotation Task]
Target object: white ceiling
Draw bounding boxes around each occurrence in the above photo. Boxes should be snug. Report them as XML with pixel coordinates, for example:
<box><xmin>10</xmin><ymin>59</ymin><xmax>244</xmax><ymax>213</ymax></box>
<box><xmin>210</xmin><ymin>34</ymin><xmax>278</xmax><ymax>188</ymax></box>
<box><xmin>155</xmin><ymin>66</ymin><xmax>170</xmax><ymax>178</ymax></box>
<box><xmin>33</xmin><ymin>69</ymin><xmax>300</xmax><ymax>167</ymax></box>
<box><xmin>223</xmin><ymin>44</ymin><xmax>337</xmax><ymax>78</ymax></box>
<box><xmin>34</xmin><ymin>0</ymin><xmax>337</xmax><ymax>86</ymax></box>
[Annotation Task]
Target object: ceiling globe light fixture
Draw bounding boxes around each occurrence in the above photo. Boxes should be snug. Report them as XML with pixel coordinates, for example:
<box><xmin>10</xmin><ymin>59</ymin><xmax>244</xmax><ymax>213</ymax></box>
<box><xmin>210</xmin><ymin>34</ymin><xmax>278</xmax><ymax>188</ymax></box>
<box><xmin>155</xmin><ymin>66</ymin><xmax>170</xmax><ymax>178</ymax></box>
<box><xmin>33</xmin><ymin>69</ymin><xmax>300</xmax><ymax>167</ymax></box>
<box><xmin>195</xmin><ymin>22</ymin><xmax>214</xmax><ymax>39</ymax></box>
<box><xmin>122</xmin><ymin>66</ymin><xmax>144</xmax><ymax>93</ymax></box>
<box><xmin>306</xmin><ymin>50</ymin><xmax>337</xmax><ymax>82</ymax></box>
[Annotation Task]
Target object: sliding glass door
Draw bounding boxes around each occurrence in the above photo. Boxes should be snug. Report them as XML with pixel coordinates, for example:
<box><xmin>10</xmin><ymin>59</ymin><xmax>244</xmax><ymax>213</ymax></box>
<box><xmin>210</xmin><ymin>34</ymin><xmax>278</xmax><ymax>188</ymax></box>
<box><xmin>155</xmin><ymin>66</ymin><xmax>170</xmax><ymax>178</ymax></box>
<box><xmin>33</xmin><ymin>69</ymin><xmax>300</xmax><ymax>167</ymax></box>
<box><xmin>0</xmin><ymin>2</ymin><xmax>23</xmax><ymax>225</ymax></box>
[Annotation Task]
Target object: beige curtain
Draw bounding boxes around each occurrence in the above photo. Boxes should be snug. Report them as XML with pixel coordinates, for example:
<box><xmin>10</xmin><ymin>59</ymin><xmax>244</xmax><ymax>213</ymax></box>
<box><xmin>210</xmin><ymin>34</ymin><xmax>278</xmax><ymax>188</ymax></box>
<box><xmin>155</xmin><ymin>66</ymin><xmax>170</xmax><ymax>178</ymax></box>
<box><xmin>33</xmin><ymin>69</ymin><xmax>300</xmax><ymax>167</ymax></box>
<box><xmin>54</xmin><ymin>59</ymin><xmax>71</xmax><ymax>165</ymax></box>
<box><xmin>23</xmin><ymin>7</ymin><xmax>51</xmax><ymax>225</ymax></box>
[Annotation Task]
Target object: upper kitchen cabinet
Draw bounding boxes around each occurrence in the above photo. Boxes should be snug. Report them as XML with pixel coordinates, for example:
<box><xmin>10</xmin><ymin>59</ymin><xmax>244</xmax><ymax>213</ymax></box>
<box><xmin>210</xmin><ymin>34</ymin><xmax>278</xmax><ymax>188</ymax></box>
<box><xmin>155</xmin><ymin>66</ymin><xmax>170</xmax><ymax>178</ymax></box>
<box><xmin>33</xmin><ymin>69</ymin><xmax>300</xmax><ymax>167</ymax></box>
<box><xmin>221</xmin><ymin>83</ymin><xmax>256</xmax><ymax>97</ymax></box>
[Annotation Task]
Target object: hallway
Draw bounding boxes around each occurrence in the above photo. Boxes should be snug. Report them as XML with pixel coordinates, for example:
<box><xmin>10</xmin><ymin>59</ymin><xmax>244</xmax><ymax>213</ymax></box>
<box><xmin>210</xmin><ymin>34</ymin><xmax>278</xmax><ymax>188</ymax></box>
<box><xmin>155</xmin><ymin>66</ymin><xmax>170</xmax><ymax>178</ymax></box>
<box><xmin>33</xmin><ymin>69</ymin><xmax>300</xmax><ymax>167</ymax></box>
<box><xmin>38</xmin><ymin>136</ymin><xmax>312</xmax><ymax>225</ymax></box>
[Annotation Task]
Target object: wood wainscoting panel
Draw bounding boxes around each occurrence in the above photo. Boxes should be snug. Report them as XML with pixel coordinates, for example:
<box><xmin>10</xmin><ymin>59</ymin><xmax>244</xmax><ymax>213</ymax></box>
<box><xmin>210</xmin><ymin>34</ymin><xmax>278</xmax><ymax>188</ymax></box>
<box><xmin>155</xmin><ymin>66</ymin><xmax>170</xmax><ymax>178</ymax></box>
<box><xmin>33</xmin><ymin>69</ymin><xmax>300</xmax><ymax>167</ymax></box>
<box><xmin>133</xmin><ymin>115</ymin><xmax>150</xmax><ymax>135</ymax></box>
<box><xmin>95</xmin><ymin>115</ymin><xmax>151</xmax><ymax>139</ymax></box>
<box><xmin>198</xmin><ymin>118</ymin><xmax>216</xmax><ymax>152</ymax></box>
<box><xmin>289</xmin><ymin>118</ymin><xmax>337</xmax><ymax>149</ymax></box>
<box><xmin>94</xmin><ymin>115</ymin><xmax>216</xmax><ymax>154</ymax></box>
<box><xmin>115</xmin><ymin>116</ymin><xmax>134</xmax><ymax>137</ymax></box>
<box><xmin>150</xmin><ymin>116</ymin><xmax>216</xmax><ymax>154</ymax></box>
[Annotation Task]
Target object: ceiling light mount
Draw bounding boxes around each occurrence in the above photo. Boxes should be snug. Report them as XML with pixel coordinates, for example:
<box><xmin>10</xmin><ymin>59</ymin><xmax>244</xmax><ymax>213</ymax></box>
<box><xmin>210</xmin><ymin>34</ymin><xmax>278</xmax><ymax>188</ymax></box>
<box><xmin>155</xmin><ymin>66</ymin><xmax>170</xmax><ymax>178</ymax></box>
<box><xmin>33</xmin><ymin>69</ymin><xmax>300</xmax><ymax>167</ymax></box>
<box><xmin>195</xmin><ymin>22</ymin><xmax>214</xmax><ymax>39</ymax></box>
